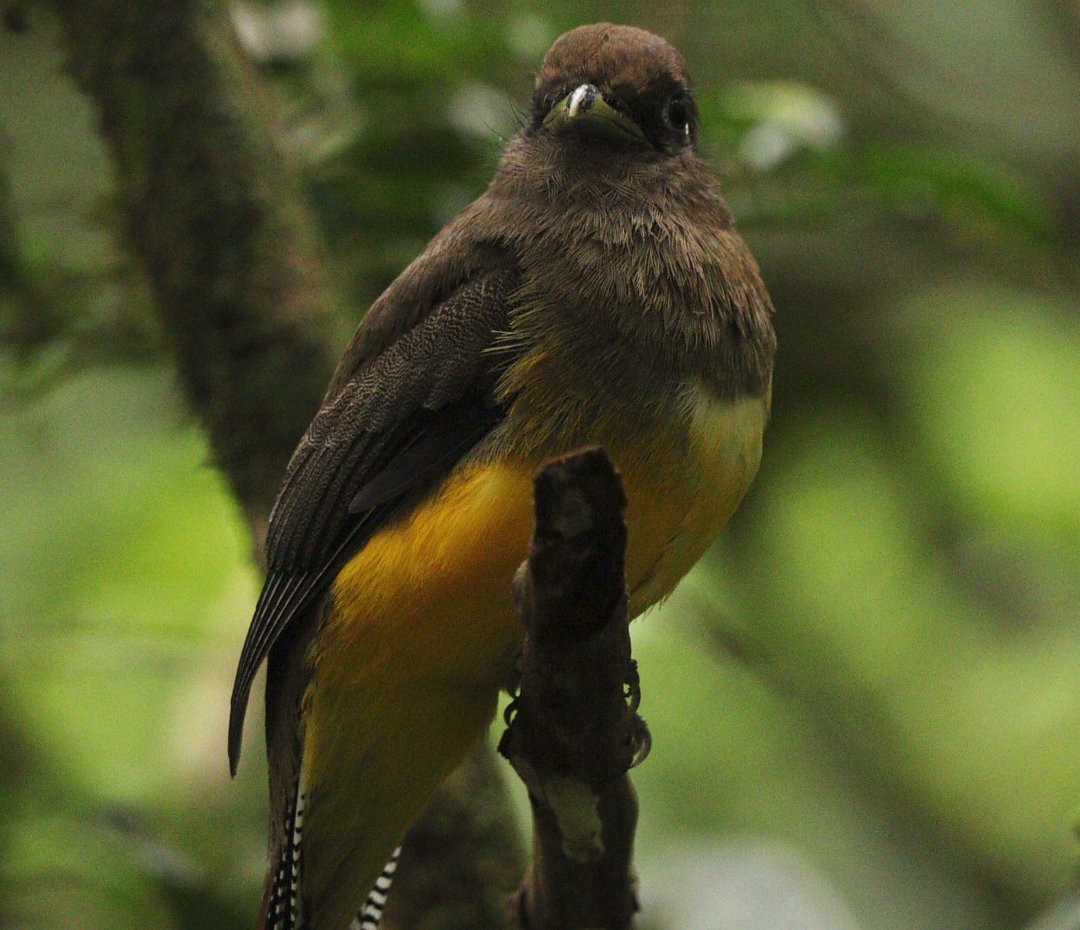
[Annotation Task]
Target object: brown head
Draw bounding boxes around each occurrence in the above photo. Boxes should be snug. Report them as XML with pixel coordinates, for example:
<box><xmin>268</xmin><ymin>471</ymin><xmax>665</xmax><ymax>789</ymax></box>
<box><xmin>528</xmin><ymin>23</ymin><xmax>699</xmax><ymax>154</ymax></box>
<box><xmin>479</xmin><ymin>22</ymin><xmax>774</xmax><ymax>406</ymax></box>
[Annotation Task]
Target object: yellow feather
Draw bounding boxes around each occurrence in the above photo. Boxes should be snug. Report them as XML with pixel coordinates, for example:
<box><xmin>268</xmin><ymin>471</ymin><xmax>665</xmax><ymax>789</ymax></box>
<box><xmin>298</xmin><ymin>391</ymin><xmax>767</xmax><ymax>928</ymax></box>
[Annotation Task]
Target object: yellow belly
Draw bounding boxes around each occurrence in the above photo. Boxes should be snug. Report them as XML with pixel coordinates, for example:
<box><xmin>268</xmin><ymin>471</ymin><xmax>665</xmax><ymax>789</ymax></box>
<box><xmin>300</xmin><ymin>392</ymin><xmax>767</xmax><ymax>929</ymax></box>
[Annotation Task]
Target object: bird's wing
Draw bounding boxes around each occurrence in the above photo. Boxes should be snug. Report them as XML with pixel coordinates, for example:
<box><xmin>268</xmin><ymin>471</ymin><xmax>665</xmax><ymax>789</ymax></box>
<box><xmin>228</xmin><ymin>263</ymin><xmax>520</xmax><ymax>774</ymax></box>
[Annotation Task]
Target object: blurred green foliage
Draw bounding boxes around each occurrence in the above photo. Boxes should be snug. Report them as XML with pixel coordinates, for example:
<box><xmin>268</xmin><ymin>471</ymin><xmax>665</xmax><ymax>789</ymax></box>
<box><xmin>2</xmin><ymin>2</ymin><xmax>1080</xmax><ymax>929</ymax></box>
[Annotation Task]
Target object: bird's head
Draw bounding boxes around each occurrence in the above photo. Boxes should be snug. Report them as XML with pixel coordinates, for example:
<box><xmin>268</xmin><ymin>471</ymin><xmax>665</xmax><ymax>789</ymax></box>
<box><xmin>529</xmin><ymin>23</ymin><xmax>698</xmax><ymax>156</ymax></box>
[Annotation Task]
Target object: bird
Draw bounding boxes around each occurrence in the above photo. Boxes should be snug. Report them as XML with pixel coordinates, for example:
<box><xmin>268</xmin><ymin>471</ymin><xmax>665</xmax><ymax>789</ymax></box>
<box><xmin>229</xmin><ymin>21</ymin><xmax>776</xmax><ymax>930</ymax></box>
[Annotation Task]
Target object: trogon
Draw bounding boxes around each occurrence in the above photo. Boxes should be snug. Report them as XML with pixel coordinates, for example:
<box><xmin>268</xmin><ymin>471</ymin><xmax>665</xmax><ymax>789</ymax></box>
<box><xmin>229</xmin><ymin>22</ymin><xmax>777</xmax><ymax>930</ymax></box>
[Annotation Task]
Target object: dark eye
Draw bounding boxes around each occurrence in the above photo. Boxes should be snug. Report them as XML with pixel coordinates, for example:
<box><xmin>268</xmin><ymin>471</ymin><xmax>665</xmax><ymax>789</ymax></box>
<box><xmin>663</xmin><ymin>91</ymin><xmax>691</xmax><ymax>136</ymax></box>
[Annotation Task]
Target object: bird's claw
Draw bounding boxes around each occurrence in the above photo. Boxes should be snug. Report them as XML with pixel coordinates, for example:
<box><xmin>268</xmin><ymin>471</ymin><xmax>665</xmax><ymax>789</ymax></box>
<box><xmin>629</xmin><ymin>714</ymin><xmax>652</xmax><ymax>768</ymax></box>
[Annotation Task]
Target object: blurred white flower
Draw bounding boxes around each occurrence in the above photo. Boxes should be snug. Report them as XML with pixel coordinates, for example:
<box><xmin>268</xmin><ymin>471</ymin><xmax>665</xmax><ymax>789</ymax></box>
<box><xmin>726</xmin><ymin>81</ymin><xmax>844</xmax><ymax>171</ymax></box>
<box><xmin>231</xmin><ymin>0</ymin><xmax>327</xmax><ymax>64</ymax></box>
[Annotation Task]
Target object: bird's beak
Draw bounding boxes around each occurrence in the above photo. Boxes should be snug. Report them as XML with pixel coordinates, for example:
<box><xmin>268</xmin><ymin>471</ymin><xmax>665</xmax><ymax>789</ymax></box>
<box><xmin>543</xmin><ymin>83</ymin><xmax>647</xmax><ymax>143</ymax></box>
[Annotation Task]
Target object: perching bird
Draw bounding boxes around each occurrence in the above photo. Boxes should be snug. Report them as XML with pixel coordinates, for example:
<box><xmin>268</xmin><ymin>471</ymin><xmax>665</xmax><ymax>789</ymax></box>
<box><xmin>229</xmin><ymin>22</ymin><xmax>776</xmax><ymax>930</ymax></box>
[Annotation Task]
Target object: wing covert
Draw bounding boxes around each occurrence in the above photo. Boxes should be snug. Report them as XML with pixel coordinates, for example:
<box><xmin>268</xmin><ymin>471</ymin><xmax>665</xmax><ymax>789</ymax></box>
<box><xmin>228</xmin><ymin>266</ymin><xmax>520</xmax><ymax>772</ymax></box>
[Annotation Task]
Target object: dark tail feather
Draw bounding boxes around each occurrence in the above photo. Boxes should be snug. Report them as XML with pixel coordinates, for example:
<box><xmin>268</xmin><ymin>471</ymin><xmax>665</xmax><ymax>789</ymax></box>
<box><xmin>256</xmin><ymin>782</ymin><xmax>397</xmax><ymax>930</ymax></box>
<box><xmin>349</xmin><ymin>848</ymin><xmax>400</xmax><ymax>930</ymax></box>
<box><xmin>259</xmin><ymin>777</ymin><xmax>306</xmax><ymax>930</ymax></box>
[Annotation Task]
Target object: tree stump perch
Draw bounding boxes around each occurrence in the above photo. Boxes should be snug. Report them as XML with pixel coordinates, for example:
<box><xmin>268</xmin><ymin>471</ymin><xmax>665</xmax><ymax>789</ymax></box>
<box><xmin>499</xmin><ymin>447</ymin><xmax>649</xmax><ymax>930</ymax></box>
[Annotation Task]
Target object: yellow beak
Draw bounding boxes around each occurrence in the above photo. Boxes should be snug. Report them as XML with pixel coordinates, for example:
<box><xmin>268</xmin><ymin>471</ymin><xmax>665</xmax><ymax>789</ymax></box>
<box><xmin>543</xmin><ymin>83</ymin><xmax>647</xmax><ymax>143</ymax></box>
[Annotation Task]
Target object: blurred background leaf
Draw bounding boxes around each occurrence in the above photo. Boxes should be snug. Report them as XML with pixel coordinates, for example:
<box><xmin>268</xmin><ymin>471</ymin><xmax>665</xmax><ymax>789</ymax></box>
<box><xmin>2</xmin><ymin>1</ymin><xmax>1079</xmax><ymax>929</ymax></box>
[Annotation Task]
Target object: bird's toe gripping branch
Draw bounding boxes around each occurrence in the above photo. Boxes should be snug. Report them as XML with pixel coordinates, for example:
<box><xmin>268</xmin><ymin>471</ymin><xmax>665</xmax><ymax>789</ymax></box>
<box><xmin>624</xmin><ymin>661</ymin><xmax>651</xmax><ymax>770</ymax></box>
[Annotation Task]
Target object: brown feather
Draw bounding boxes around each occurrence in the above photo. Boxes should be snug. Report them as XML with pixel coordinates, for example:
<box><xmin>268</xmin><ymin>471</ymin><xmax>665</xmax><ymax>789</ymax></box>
<box><xmin>232</xmin><ymin>23</ymin><xmax>776</xmax><ymax>930</ymax></box>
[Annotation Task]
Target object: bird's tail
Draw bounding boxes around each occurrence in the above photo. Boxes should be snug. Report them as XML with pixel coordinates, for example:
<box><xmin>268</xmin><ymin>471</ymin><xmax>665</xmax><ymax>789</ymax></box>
<box><xmin>259</xmin><ymin>775</ymin><xmax>306</xmax><ymax>930</ymax></box>
<box><xmin>348</xmin><ymin>849</ymin><xmax>400</xmax><ymax>930</ymax></box>
<box><xmin>255</xmin><ymin>770</ymin><xmax>401</xmax><ymax>930</ymax></box>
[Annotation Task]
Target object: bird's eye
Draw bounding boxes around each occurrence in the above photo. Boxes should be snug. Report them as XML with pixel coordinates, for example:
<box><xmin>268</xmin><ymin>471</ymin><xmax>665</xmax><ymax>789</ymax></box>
<box><xmin>663</xmin><ymin>91</ymin><xmax>691</xmax><ymax>138</ymax></box>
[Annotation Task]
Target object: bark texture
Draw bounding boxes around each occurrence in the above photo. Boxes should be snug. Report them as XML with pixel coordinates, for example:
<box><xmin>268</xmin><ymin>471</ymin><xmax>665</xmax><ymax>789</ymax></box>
<box><xmin>499</xmin><ymin>448</ymin><xmax>647</xmax><ymax>930</ymax></box>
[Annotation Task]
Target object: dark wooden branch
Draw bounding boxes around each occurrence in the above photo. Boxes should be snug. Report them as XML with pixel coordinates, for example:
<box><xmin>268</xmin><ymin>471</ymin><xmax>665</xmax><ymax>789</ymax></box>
<box><xmin>53</xmin><ymin>0</ymin><xmax>340</xmax><ymax>525</ymax></box>
<box><xmin>499</xmin><ymin>448</ymin><xmax>649</xmax><ymax>930</ymax></box>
